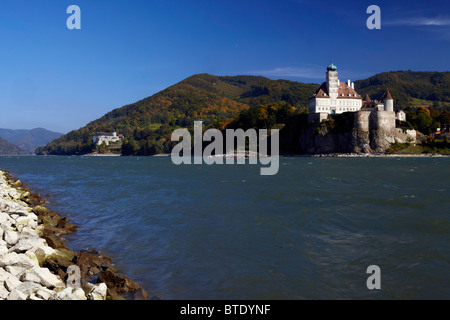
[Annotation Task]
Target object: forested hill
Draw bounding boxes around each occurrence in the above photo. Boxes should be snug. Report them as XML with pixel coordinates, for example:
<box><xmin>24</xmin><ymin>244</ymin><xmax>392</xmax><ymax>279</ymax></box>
<box><xmin>36</xmin><ymin>71</ymin><xmax>449</xmax><ymax>156</ymax></box>
<box><xmin>0</xmin><ymin>137</ymin><xmax>30</xmax><ymax>155</ymax></box>
<box><xmin>354</xmin><ymin>71</ymin><xmax>450</xmax><ymax>107</ymax></box>
<box><xmin>35</xmin><ymin>74</ymin><xmax>318</xmax><ymax>155</ymax></box>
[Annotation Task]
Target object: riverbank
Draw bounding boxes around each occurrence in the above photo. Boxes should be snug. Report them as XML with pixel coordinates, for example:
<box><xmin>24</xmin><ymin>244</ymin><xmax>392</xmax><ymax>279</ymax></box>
<box><xmin>309</xmin><ymin>153</ymin><xmax>450</xmax><ymax>158</ymax></box>
<box><xmin>0</xmin><ymin>169</ymin><xmax>149</xmax><ymax>300</ymax></box>
<box><xmin>82</xmin><ymin>152</ymin><xmax>121</xmax><ymax>157</ymax></box>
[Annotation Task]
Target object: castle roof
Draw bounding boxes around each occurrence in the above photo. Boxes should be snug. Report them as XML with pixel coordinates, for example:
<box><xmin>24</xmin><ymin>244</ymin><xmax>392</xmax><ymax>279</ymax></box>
<box><xmin>383</xmin><ymin>89</ymin><xmax>393</xmax><ymax>101</ymax></box>
<box><xmin>95</xmin><ymin>132</ymin><xmax>116</xmax><ymax>137</ymax></box>
<box><xmin>311</xmin><ymin>82</ymin><xmax>362</xmax><ymax>100</ymax></box>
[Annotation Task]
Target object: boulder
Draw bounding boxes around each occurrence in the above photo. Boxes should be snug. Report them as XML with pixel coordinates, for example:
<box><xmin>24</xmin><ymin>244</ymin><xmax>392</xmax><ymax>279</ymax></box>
<box><xmin>0</xmin><ymin>212</ymin><xmax>13</xmax><ymax>228</ymax></box>
<box><xmin>87</xmin><ymin>283</ymin><xmax>107</xmax><ymax>300</ymax></box>
<box><xmin>15</xmin><ymin>216</ymin><xmax>32</xmax><ymax>227</ymax></box>
<box><xmin>4</xmin><ymin>230</ymin><xmax>19</xmax><ymax>246</ymax></box>
<box><xmin>41</xmin><ymin>234</ymin><xmax>68</xmax><ymax>250</ymax></box>
<box><xmin>4</xmin><ymin>265</ymin><xmax>27</xmax><ymax>277</ymax></box>
<box><xmin>0</xmin><ymin>245</ymin><xmax>7</xmax><ymax>257</ymax></box>
<box><xmin>0</xmin><ymin>252</ymin><xmax>35</xmax><ymax>269</ymax></box>
<box><xmin>29</xmin><ymin>267</ymin><xmax>65</xmax><ymax>289</ymax></box>
<box><xmin>20</xmin><ymin>270</ymin><xmax>42</xmax><ymax>284</ymax></box>
<box><xmin>72</xmin><ymin>287</ymin><xmax>87</xmax><ymax>300</ymax></box>
<box><xmin>34</xmin><ymin>246</ymin><xmax>57</xmax><ymax>265</ymax></box>
<box><xmin>75</xmin><ymin>251</ymin><xmax>112</xmax><ymax>279</ymax></box>
<box><xmin>28</xmin><ymin>293</ymin><xmax>44</xmax><ymax>300</ymax></box>
<box><xmin>0</xmin><ymin>268</ymin><xmax>12</xmax><ymax>282</ymax></box>
<box><xmin>4</xmin><ymin>274</ymin><xmax>22</xmax><ymax>291</ymax></box>
<box><xmin>7</xmin><ymin>288</ymin><xmax>27</xmax><ymax>300</ymax></box>
<box><xmin>11</xmin><ymin>238</ymin><xmax>46</xmax><ymax>253</ymax></box>
<box><xmin>97</xmin><ymin>267</ymin><xmax>141</xmax><ymax>294</ymax></box>
<box><xmin>32</xmin><ymin>205</ymin><xmax>49</xmax><ymax>216</ymax></box>
<box><xmin>52</xmin><ymin>287</ymin><xmax>82</xmax><ymax>300</ymax></box>
<box><xmin>36</xmin><ymin>287</ymin><xmax>56</xmax><ymax>300</ymax></box>
<box><xmin>0</xmin><ymin>285</ymin><xmax>9</xmax><ymax>299</ymax></box>
<box><xmin>15</xmin><ymin>281</ymin><xmax>42</xmax><ymax>295</ymax></box>
<box><xmin>24</xmin><ymin>251</ymin><xmax>40</xmax><ymax>269</ymax></box>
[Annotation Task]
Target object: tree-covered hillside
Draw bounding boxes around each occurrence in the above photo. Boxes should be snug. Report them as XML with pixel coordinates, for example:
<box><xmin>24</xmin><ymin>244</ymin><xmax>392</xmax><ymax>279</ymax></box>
<box><xmin>36</xmin><ymin>70</ymin><xmax>450</xmax><ymax>156</ymax></box>
<box><xmin>36</xmin><ymin>74</ymin><xmax>317</xmax><ymax>155</ymax></box>
<box><xmin>354</xmin><ymin>71</ymin><xmax>450</xmax><ymax>107</ymax></box>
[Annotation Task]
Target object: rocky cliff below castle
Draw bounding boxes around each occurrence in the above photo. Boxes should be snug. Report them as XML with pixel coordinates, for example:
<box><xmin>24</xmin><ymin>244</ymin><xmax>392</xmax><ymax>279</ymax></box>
<box><xmin>280</xmin><ymin>111</ymin><xmax>418</xmax><ymax>155</ymax></box>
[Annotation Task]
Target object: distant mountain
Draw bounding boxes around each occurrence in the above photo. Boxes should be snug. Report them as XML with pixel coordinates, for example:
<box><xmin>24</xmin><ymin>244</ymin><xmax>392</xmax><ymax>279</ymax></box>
<box><xmin>0</xmin><ymin>136</ymin><xmax>30</xmax><ymax>155</ymax></box>
<box><xmin>0</xmin><ymin>128</ymin><xmax>63</xmax><ymax>154</ymax></box>
<box><xmin>36</xmin><ymin>71</ymin><xmax>449</xmax><ymax>156</ymax></box>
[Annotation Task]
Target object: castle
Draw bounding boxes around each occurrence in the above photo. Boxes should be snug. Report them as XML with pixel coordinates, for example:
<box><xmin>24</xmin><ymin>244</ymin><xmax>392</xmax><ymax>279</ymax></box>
<box><xmin>305</xmin><ymin>62</ymin><xmax>417</xmax><ymax>152</ymax></box>
<box><xmin>308</xmin><ymin>61</ymin><xmax>404</xmax><ymax>117</ymax></box>
<box><xmin>93</xmin><ymin>132</ymin><xmax>123</xmax><ymax>146</ymax></box>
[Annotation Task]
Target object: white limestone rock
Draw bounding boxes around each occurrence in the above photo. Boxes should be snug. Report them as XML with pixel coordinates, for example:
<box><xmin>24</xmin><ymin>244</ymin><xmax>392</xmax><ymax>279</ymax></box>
<box><xmin>28</xmin><ymin>293</ymin><xmax>44</xmax><ymax>300</ymax></box>
<box><xmin>20</xmin><ymin>270</ymin><xmax>42</xmax><ymax>284</ymax></box>
<box><xmin>0</xmin><ymin>252</ymin><xmax>35</xmax><ymax>269</ymax></box>
<box><xmin>11</xmin><ymin>238</ymin><xmax>46</xmax><ymax>253</ymax></box>
<box><xmin>0</xmin><ymin>268</ymin><xmax>11</xmax><ymax>282</ymax></box>
<box><xmin>52</xmin><ymin>287</ymin><xmax>76</xmax><ymax>300</ymax></box>
<box><xmin>8</xmin><ymin>189</ymin><xmax>20</xmax><ymax>200</ymax></box>
<box><xmin>15</xmin><ymin>281</ymin><xmax>42</xmax><ymax>295</ymax></box>
<box><xmin>4</xmin><ymin>274</ymin><xmax>22</xmax><ymax>291</ymax></box>
<box><xmin>87</xmin><ymin>283</ymin><xmax>107</xmax><ymax>300</ymax></box>
<box><xmin>0</xmin><ymin>245</ymin><xmax>7</xmax><ymax>257</ymax></box>
<box><xmin>24</xmin><ymin>251</ymin><xmax>40</xmax><ymax>269</ymax></box>
<box><xmin>36</xmin><ymin>287</ymin><xmax>56</xmax><ymax>300</ymax></box>
<box><xmin>4</xmin><ymin>265</ymin><xmax>27</xmax><ymax>277</ymax></box>
<box><xmin>0</xmin><ymin>212</ymin><xmax>13</xmax><ymax>228</ymax></box>
<box><xmin>72</xmin><ymin>287</ymin><xmax>87</xmax><ymax>300</ymax></box>
<box><xmin>0</xmin><ymin>285</ymin><xmax>9</xmax><ymax>299</ymax></box>
<box><xmin>30</xmin><ymin>267</ymin><xmax>65</xmax><ymax>289</ymax></box>
<box><xmin>7</xmin><ymin>288</ymin><xmax>28</xmax><ymax>300</ymax></box>
<box><xmin>4</xmin><ymin>230</ymin><xmax>19</xmax><ymax>246</ymax></box>
<box><xmin>15</xmin><ymin>216</ymin><xmax>32</xmax><ymax>227</ymax></box>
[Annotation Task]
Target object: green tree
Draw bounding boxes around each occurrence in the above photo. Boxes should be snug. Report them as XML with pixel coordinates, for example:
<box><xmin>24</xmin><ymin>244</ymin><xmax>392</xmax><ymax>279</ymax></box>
<box><xmin>97</xmin><ymin>142</ymin><xmax>109</xmax><ymax>154</ymax></box>
<box><xmin>121</xmin><ymin>138</ymin><xmax>139</xmax><ymax>155</ymax></box>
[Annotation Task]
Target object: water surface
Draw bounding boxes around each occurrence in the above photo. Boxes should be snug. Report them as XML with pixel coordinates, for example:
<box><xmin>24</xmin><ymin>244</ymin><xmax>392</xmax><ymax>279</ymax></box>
<box><xmin>0</xmin><ymin>156</ymin><xmax>449</xmax><ymax>299</ymax></box>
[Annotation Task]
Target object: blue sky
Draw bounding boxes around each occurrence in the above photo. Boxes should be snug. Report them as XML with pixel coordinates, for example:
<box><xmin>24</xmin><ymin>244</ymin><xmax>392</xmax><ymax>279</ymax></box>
<box><xmin>0</xmin><ymin>0</ymin><xmax>449</xmax><ymax>133</ymax></box>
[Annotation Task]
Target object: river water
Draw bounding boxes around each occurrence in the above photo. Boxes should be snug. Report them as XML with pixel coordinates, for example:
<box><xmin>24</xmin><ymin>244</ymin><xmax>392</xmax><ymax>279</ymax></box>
<box><xmin>0</xmin><ymin>155</ymin><xmax>449</xmax><ymax>299</ymax></box>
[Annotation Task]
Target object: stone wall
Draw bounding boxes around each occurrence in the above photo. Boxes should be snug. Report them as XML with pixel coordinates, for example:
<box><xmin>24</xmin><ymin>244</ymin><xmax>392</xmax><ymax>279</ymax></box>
<box><xmin>298</xmin><ymin>110</ymin><xmax>417</xmax><ymax>154</ymax></box>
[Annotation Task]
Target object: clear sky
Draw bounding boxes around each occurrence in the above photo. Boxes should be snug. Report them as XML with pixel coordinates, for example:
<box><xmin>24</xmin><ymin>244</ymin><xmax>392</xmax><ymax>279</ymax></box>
<box><xmin>0</xmin><ymin>0</ymin><xmax>449</xmax><ymax>133</ymax></box>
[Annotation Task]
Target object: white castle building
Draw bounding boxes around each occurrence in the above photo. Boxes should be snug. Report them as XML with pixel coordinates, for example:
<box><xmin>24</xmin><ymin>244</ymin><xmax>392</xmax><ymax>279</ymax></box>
<box><xmin>93</xmin><ymin>132</ymin><xmax>123</xmax><ymax>146</ymax></box>
<box><xmin>305</xmin><ymin>62</ymin><xmax>416</xmax><ymax>152</ymax></box>
<box><xmin>309</xmin><ymin>62</ymin><xmax>395</xmax><ymax>116</ymax></box>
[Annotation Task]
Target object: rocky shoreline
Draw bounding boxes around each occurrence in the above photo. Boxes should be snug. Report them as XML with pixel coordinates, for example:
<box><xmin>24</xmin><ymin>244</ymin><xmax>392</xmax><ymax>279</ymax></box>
<box><xmin>309</xmin><ymin>153</ymin><xmax>450</xmax><ymax>158</ymax></box>
<box><xmin>0</xmin><ymin>169</ymin><xmax>149</xmax><ymax>300</ymax></box>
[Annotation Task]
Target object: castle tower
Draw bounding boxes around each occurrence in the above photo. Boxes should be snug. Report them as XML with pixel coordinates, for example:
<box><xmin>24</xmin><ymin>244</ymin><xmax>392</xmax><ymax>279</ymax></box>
<box><xmin>383</xmin><ymin>89</ymin><xmax>394</xmax><ymax>112</ymax></box>
<box><xmin>326</xmin><ymin>61</ymin><xmax>339</xmax><ymax>100</ymax></box>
